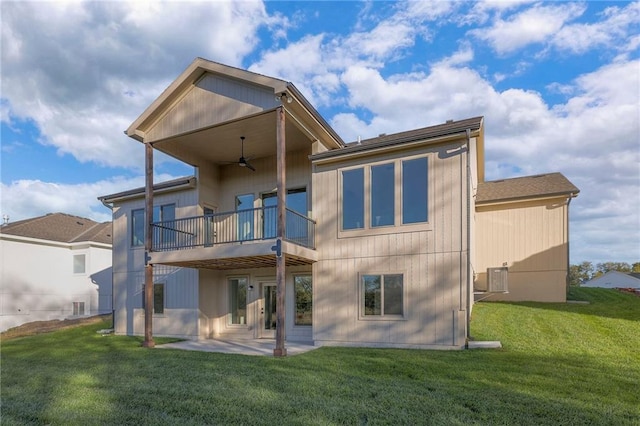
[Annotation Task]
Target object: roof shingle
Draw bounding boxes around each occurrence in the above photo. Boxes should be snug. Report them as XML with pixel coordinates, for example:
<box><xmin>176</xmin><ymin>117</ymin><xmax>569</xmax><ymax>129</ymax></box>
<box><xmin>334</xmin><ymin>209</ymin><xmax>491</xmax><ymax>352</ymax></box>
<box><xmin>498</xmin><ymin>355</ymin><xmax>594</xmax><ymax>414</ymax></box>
<box><xmin>0</xmin><ymin>213</ymin><xmax>112</xmax><ymax>245</ymax></box>
<box><xmin>476</xmin><ymin>173</ymin><xmax>579</xmax><ymax>204</ymax></box>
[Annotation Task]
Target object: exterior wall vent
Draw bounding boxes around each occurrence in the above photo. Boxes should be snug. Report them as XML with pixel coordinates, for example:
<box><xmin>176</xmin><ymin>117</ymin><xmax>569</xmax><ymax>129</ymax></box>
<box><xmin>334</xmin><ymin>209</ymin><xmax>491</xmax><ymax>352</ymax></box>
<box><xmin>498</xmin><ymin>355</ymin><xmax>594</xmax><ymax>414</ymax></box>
<box><xmin>487</xmin><ymin>267</ymin><xmax>509</xmax><ymax>293</ymax></box>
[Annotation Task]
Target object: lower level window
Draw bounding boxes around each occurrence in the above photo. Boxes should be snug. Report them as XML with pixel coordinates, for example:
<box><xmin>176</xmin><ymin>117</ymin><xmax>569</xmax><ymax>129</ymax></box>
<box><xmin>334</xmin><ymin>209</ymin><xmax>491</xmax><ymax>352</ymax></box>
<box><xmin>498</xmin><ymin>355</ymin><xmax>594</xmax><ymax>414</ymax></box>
<box><xmin>141</xmin><ymin>283</ymin><xmax>165</xmax><ymax>314</ymax></box>
<box><xmin>72</xmin><ymin>302</ymin><xmax>85</xmax><ymax>316</ymax></box>
<box><xmin>153</xmin><ymin>284</ymin><xmax>165</xmax><ymax>314</ymax></box>
<box><xmin>362</xmin><ymin>274</ymin><xmax>403</xmax><ymax>317</ymax></box>
<box><xmin>229</xmin><ymin>277</ymin><xmax>247</xmax><ymax>325</ymax></box>
<box><xmin>294</xmin><ymin>275</ymin><xmax>312</xmax><ymax>326</ymax></box>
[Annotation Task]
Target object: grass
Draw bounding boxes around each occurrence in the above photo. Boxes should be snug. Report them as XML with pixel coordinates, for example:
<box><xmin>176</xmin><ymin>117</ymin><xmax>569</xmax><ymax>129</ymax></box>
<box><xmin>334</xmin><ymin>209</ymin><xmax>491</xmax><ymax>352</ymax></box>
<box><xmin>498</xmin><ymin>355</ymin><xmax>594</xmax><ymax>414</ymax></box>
<box><xmin>1</xmin><ymin>288</ymin><xmax>639</xmax><ymax>425</ymax></box>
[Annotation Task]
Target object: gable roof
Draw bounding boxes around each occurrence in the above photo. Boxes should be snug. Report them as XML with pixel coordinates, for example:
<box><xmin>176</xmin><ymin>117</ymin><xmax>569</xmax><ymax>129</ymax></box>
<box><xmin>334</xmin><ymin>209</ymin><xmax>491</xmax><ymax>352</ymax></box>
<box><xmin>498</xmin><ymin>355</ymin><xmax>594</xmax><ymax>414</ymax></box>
<box><xmin>126</xmin><ymin>57</ymin><xmax>343</xmax><ymax>148</ymax></box>
<box><xmin>476</xmin><ymin>173</ymin><xmax>579</xmax><ymax>204</ymax></box>
<box><xmin>0</xmin><ymin>213</ymin><xmax>112</xmax><ymax>245</ymax></box>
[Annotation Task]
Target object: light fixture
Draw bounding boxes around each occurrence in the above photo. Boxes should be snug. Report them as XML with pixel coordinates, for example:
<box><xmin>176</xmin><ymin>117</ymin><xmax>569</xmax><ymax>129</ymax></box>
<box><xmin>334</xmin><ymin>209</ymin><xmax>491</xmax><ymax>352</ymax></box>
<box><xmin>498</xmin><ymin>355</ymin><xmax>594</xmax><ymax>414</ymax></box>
<box><xmin>276</xmin><ymin>92</ymin><xmax>293</xmax><ymax>104</ymax></box>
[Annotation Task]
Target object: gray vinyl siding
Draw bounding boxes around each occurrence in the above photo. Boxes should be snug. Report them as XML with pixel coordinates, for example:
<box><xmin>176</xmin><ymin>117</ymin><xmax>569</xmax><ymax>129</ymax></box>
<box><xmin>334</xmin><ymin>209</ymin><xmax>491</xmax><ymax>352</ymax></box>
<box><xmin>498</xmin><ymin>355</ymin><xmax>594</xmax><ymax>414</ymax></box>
<box><xmin>111</xmin><ymin>188</ymin><xmax>201</xmax><ymax>339</ymax></box>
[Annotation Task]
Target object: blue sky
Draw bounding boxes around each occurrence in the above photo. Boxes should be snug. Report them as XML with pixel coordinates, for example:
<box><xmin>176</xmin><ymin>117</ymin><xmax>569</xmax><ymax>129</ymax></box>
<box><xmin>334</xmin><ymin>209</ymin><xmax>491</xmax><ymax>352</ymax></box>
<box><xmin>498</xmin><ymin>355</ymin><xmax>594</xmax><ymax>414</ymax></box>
<box><xmin>1</xmin><ymin>1</ymin><xmax>639</xmax><ymax>265</ymax></box>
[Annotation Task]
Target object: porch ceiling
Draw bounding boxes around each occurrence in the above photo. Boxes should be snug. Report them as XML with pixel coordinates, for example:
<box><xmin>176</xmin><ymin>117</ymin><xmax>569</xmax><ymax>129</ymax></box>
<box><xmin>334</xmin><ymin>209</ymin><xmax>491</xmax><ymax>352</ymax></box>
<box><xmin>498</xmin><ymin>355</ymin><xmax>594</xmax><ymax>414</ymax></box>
<box><xmin>152</xmin><ymin>110</ymin><xmax>312</xmax><ymax>168</ymax></box>
<box><xmin>156</xmin><ymin>253</ymin><xmax>314</xmax><ymax>270</ymax></box>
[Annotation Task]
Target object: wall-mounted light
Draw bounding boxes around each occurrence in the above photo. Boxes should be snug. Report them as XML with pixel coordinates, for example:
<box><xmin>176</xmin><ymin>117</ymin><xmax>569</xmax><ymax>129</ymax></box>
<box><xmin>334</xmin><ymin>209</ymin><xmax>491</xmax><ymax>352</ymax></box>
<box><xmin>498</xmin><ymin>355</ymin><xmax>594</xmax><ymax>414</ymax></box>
<box><xmin>276</xmin><ymin>93</ymin><xmax>293</xmax><ymax>104</ymax></box>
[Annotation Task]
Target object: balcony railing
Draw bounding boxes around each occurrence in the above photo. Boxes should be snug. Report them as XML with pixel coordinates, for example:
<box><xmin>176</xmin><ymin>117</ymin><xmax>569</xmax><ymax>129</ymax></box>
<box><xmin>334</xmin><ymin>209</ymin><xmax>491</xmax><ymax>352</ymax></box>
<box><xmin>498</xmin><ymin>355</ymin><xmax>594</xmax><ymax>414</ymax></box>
<box><xmin>151</xmin><ymin>206</ymin><xmax>316</xmax><ymax>251</ymax></box>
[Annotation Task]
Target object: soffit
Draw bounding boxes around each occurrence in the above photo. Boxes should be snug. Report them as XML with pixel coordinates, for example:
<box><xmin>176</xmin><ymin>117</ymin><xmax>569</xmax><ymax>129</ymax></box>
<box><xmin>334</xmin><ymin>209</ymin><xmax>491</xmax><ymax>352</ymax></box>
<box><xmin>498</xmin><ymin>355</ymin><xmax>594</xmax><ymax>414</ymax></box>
<box><xmin>152</xmin><ymin>109</ymin><xmax>311</xmax><ymax>167</ymax></box>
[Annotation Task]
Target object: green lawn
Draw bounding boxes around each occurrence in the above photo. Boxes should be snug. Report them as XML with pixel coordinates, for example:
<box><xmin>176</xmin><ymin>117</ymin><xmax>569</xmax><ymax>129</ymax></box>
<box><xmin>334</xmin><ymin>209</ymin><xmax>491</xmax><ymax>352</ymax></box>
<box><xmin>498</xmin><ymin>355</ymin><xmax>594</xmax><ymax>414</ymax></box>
<box><xmin>2</xmin><ymin>287</ymin><xmax>639</xmax><ymax>425</ymax></box>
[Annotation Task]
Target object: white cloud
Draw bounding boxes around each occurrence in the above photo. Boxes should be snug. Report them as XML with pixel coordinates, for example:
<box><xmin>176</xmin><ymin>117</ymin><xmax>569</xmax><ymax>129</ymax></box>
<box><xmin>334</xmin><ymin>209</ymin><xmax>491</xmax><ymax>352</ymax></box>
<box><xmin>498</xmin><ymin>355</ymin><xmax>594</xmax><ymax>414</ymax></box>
<box><xmin>470</xmin><ymin>3</ymin><xmax>586</xmax><ymax>54</ymax></box>
<box><xmin>0</xmin><ymin>1</ymin><xmax>275</xmax><ymax>169</ymax></box>
<box><xmin>550</xmin><ymin>2</ymin><xmax>640</xmax><ymax>55</ymax></box>
<box><xmin>0</xmin><ymin>173</ymin><xmax>181</xmax><ymax>224</ymax></box>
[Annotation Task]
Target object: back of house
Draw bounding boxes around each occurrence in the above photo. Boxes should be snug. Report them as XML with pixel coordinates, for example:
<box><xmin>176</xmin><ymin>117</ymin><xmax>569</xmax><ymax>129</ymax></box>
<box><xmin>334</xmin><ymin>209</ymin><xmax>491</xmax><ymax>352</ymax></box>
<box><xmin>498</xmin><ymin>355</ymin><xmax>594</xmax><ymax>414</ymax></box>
<box><xmin>100</xmin><ymin>58</ymin><xmax>578</xmax><ymax>350</ymax></box>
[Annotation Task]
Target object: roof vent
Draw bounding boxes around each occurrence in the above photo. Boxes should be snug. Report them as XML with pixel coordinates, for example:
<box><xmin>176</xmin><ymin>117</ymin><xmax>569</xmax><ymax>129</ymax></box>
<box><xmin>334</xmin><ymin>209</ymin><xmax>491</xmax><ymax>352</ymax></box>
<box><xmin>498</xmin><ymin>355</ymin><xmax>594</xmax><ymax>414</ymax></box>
<box><xmin>446</xmin><ymin>119</ymin><xmax>454</xmax><ymax>123</ymax></box>
<box><xmin>378</xmin><ymin>133</ymin><xmax>386</xmax><ymax>137</ymax></box>
<box><xmin>2</xmin><ymin>215</ymin><xmax>9</xmax><ymax>225</ymax></box>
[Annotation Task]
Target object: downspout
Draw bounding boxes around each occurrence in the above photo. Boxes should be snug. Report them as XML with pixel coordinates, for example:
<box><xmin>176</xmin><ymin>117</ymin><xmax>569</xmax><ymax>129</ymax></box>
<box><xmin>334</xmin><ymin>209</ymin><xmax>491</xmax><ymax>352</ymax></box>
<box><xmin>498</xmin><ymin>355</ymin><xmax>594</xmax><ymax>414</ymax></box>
<box><xmin>566</xmin><ymin>196</ymin><xmax>573</xmax><ymax>294</ymax></box>
<box><xmin>99</xmin><ymin>197</ymin><xmax>115</xmax><ymax>329</ymax></box>
<box><xmin>465</xmin><ymin>129</ymin><xmax>472</xmax><ymax>347</ymax></box>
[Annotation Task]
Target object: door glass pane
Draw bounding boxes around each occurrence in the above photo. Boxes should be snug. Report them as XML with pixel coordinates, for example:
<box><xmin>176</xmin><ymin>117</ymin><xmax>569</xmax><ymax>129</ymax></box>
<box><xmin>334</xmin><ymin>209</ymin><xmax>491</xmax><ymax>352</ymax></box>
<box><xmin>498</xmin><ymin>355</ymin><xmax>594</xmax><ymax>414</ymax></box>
<box><xmin>204</xmin><ymin>207</ymin><xmax>215</xmax><ymax>247</ymax></box>
<box><xmin>229</xmin><ymin>278</ymin><xmax>247</xmax><ymax>325</ymax></box>
<box><xmin>403</xmin><ymin>158</ymin><xmax>428</xmax><ymax>223</ymax></box>
<box><xmin>363</xmin><ymin>275</ymin><xmax>381</xmax><ymax>315</ymax></box>
<box><xmin>235</xmin><ymin>194</ymin><xmax>254</xmax><ymax>241</ymax></box>
<box><xmin>287</xmin><ymin>189</ymin><xmax>307</xmax><ymax>215</ymax></box>
<box><xmin>371</xmin><ymin>163</ymin><xmax>394</xmax><ymax>227</ymax></box>
<box><xmin>342</xmin><ymin>168</ymin><xmax>364</xmax><ymax>230</ymax></box>
<box><xmin>262</xmin><ymin>193</ymin><xmax>277</xmax><ymax>239</ymax></box>
<box><xmin>264</xmin><ymin>286</ymin><xmax>277</xmax><ymax>330</ymax></box>
<box><xmin>383</xmin><ymin>274</ymin><xmax>403</xmax><ymax>315</ymax></box>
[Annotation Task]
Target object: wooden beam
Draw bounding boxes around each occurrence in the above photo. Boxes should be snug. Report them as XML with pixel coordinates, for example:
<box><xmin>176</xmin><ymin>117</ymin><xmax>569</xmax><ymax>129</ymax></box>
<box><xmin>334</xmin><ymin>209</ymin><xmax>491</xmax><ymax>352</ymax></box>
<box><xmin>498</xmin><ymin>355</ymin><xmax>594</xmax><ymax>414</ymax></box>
<box><xmin>274</xmin><ymin>105</ymin><xmax>287</xmax><ymax>357</ymax></box>
<box><xmin>143</xmin><ymin>142</ymin><xmax>155</xmax><ymax>348</ymax></box>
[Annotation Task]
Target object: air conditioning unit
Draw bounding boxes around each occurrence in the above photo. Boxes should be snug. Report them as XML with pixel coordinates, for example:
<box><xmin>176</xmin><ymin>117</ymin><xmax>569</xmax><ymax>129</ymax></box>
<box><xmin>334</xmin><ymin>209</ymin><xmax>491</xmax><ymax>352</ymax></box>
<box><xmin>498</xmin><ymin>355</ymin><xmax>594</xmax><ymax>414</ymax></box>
<box><xmin>487</xmin><ymin>267</ymin><xmax>509</xmax><ymax>293</ymax></box>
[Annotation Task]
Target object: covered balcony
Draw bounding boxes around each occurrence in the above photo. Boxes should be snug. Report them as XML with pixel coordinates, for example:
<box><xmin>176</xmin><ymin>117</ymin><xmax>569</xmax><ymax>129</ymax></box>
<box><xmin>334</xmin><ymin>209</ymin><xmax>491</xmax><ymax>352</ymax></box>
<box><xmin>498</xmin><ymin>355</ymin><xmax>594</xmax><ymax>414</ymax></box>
<box><xmin>149</xmin><ymin>205</ymin><xmax>317</xmax><ymax>270</ymax></box>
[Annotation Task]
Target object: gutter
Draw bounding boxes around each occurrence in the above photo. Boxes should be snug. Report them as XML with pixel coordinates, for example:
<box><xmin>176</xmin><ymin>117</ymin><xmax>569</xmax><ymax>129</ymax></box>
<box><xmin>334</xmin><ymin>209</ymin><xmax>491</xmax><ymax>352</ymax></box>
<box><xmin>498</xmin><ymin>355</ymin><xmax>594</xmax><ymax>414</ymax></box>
<box><xmin>311</xmin><ymin>130</ymin><xmax>479</xmax><ymax>165</ymax></box>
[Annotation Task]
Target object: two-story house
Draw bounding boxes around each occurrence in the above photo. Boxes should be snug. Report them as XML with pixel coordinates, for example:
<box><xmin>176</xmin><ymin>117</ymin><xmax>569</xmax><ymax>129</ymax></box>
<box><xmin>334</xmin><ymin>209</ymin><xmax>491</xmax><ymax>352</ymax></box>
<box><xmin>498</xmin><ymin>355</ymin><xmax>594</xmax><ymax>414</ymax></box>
<box><xmin>0</xmin><ymin>213</ymin><xmax>112</xmax><ymax>332</ymax></box>
<box><xmin>99</xmin><ymin>58</ymin><xmax>578</xmax><ymax>353</ymax></box>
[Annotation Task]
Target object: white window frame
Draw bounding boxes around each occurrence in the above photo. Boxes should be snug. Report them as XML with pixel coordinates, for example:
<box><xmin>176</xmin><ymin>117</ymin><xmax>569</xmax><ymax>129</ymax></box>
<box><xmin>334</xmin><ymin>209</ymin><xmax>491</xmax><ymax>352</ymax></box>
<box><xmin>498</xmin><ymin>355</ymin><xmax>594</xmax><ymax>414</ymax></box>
<box><xmin>72</xmin><ymin>301</ymin><xmax>85</xmax><ymax>316</ymax></box>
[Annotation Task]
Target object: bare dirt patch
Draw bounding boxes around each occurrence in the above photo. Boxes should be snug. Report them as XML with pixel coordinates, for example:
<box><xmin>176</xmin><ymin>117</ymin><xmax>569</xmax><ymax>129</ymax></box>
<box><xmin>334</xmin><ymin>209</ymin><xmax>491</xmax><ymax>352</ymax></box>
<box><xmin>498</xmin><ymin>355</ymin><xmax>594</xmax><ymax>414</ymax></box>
<box><xmin>1</xmin><ymin>314</ymin><xmax>112</xmax><ymax>341</ymax></box>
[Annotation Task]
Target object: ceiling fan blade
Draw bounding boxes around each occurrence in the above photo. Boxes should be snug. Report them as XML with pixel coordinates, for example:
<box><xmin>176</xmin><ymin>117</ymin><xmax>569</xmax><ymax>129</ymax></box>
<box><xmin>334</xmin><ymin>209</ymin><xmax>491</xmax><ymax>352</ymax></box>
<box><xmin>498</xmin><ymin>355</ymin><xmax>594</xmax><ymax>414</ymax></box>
<box><xmin>238</xmin><ymin>136</ymin><xmax>256</xmax><ymax>171</ymax></box>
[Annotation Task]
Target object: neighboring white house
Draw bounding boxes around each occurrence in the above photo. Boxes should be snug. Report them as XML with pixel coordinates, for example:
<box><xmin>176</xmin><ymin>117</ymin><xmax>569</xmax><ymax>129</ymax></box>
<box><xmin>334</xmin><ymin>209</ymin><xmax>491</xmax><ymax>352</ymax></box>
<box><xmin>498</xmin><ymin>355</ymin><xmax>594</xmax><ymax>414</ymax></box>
<box><xmin>0</xmin><ymin>213</ymin><xmax>113</xmax><ymax>332</ymax></box>
<box><xmin>582</xmin><ymin>271</ymin><xmax>640</xmax><ymax>289</ymax></box>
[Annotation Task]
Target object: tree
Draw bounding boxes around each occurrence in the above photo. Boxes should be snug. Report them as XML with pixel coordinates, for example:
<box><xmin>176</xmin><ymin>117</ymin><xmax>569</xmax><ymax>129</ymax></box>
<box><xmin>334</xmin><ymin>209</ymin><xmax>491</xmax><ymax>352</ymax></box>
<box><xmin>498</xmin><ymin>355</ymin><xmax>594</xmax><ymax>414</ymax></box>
<box><xmin>595</xmin><ymin>262</ymin><xmax>631</xmax><ymax>276</ymax></box>
<box><xmin>569</xmin><ymin>261</ymin><xmax>594</xmax><ymax>286</ymax></box>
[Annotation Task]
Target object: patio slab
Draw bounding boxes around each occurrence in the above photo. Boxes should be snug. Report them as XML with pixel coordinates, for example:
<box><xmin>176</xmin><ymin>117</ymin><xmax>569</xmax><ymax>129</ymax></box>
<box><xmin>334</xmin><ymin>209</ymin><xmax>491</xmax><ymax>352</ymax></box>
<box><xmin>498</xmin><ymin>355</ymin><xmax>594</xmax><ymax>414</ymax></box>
<box><xmin>157</xmin><ymin>339</ymin><xmax>318</xmax><ymax>356</ymax></box>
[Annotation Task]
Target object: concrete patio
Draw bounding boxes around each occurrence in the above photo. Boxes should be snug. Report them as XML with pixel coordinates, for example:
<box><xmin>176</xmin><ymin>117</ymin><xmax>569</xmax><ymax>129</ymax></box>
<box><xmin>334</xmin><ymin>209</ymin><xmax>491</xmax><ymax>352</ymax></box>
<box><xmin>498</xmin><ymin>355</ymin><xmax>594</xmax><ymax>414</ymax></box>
<box><xmin>157</xmin><ymin>339</ymin><xmax>318</xmax><ymax>356</ymax></box>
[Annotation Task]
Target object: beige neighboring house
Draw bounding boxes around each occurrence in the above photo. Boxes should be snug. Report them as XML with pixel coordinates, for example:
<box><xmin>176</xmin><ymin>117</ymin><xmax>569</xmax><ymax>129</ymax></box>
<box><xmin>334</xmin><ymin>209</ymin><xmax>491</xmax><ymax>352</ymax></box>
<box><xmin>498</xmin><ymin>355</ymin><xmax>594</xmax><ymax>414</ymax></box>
<box><xmin>582</xmin><ymin>271</ymin><xmax>640</xmax><ymax>289</ymax></box>
<box><xmin>0</xmin><ymin>213</ymin><xmax>113</xmax><ymax>332</ymax></box>
<box><xmin>99</xmin><ymin>58</ymin><xmax>579</xmax><ymax>350</ymax></box>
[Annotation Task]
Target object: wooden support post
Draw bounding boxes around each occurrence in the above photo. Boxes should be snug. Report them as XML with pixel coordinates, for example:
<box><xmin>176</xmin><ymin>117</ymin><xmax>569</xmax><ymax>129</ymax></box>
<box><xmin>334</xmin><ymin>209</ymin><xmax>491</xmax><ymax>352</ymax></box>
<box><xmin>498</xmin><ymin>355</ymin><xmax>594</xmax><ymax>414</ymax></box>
<box><xmin>143</xmin><ymin>142</ymin><xmax>155</xmax><ymax>348</ymax></box>
<box><xmin>274</xmin><ymin>105</ymin><xmax>287</xmax><ymax>357</ymax></box>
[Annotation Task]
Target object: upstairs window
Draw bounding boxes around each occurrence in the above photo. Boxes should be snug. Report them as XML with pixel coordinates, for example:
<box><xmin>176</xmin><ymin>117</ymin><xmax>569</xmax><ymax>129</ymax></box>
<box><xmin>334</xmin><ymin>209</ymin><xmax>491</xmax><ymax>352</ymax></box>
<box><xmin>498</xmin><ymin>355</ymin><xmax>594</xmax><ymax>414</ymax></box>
<box><xmin>402</xmin><ymin>158</ymin><xmax>428</xmax><ymax>224</ymax></box>
<box><xmin>340</xmin><ymin>156</ymin><xmax>429</xmax><ymax>233</ymax></box>
<box><xmin>371</xmin><ymin>163</ymin><xmax>394</xmax><ymax>227</ymax></box>
<box><xmin>342</xmin><ymin>168</ymin><xmax>364</xmax><ymax>230</ymax></box>
<box><xmin>73</xmin><ymin>254</ymin><xmax>86</xmax><ymax>274</ymax></box>
<box><xmin>131</xmin><ymin>204</ymin><xmax>176</xmax><ymax>247</ymax></box>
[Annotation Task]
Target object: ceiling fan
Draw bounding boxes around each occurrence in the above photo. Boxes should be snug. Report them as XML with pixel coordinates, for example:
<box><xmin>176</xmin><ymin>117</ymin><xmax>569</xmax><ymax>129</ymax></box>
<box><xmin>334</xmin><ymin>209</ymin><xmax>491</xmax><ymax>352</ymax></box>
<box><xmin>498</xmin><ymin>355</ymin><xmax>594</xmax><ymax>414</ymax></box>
<box><xmin>238</xmin><ymin>136</ymin><xmax>256</xmax><ymax>171</ymax></box>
